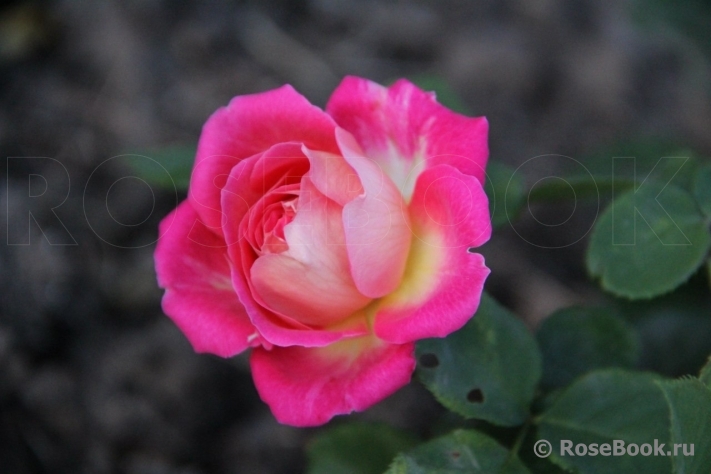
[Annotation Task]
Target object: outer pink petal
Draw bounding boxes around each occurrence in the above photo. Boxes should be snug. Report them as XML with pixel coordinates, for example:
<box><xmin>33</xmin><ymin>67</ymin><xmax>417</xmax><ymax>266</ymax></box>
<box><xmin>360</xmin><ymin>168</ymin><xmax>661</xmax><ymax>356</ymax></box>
<box><xmin>190</xmin><ymin>85</ymin><xmax>338</xmax><ymax>233</ymax></box>
<box><xmin>155</xmin><ymin>201</ymin><xmax>260</xmax><ymax>357</ymax></box>
<box><xmin>337</xmin><ymin>128</ymin><xmax>412</xmax><ymax>298</ymax></box>
<box><xmin>250</xmin><ymin>337</ymin><xmax>415</xmax><ymax>426</ymax></box>
<box><xmin>326</xmin><ymin>76</ymin><xmax>488</xmax><ymax>200</ymax></box>
<box><xmin>373</xmin><ymin>164</ymin><xmax>492</xmax><ymax>344</ymax></box>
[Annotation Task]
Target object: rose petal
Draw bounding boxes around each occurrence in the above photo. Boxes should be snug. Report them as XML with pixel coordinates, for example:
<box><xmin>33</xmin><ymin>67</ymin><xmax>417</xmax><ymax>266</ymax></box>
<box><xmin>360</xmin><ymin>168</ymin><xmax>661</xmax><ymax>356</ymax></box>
<box><xmin>337</xmin><ymin>128</ymin><xmax>412</xmax><ymax>298</ymax></box>
<box><xmin>249</xmin><ymin>143</ymin><xmax>310</xmax><ymax>192</ymax></box>
<box><xmin>251</xmin><ymin>255</ymin><xmax>371</xmax><ymax>326</ymax></box>
<box><xmin>327</xmin><ymin>76</ymin><xmax>488</xmax><ymax>201</ymax></box>
<box><xmin>250</xmin><ymin>337</ymin><xmax>415</xmax><ymax>426</ymax></box>
<box><xmin>155</xmin><ymin>201</ymin><xmax>260</xmax><ymax>356</ymax></box>
<box><xmin>373</xmin><ymin>164</ymin><xmax>492</xmax><ymax>344</ymax></box>
<box><xmin>190</xmin><ymin>85</ymin><xmax>338</xmax><ymax>233</ymax></box>
<box><xmin>301</xmin><ymin>146</ymin><xmax>363</xmax><ymax>207</ymax></box>
<box><xmin>234</xmin><ymin>247</ymin><xmax>371</xmax><ymax>348</ymax></box>
<box><xmin>249</xmin><ymin>177</ymin><xmax>372</xmax><ymax>326</ymax></box>
<box><xmin>223</xmin><ymin>161</ymin><xmax>370</xmax><ymax>347</ymax></box>
<box><xmin>220</xmin><ymin>143</ymin><xmax>308</xmax><ymax>245</ymax></box>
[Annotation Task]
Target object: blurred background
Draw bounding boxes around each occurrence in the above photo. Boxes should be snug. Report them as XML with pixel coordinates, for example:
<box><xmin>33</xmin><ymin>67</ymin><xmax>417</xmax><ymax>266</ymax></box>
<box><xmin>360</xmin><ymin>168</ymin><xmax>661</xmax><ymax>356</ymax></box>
<box><xmin>1</xmin><ymin>0</ymin><xmax>711</xmax><ymax>473</ymax></box>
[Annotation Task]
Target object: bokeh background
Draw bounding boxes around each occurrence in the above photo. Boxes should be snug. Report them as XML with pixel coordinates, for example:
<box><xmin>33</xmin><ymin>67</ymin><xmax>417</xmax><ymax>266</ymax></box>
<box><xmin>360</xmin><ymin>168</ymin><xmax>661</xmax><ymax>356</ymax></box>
<box><xmin>2</xmin><ymin>0</ymin><xmax>711</xmax><ymax>473</ymax></box>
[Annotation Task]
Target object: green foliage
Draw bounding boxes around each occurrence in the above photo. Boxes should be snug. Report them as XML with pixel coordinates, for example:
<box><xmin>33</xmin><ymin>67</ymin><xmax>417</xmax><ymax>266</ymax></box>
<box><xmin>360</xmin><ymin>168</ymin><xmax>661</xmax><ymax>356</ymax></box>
<box><xmin>515</xmin><ymin>428</ymin><xmax>569</xmax><ymax>474</ymax></box>
<box><xmin>528</xmin><ymin>141</ymin><xmax>700</xmax><ymax>203</ymax></box>
<box><xmin>536</xmin><ymin>307</ymin><xmax>640</xmax><ymax>389</ymax></box>
<box><xmin>416</xmin><ymin>294</ymin><xmax>541</xmax><ymax>427</ymax></box>
<box><xmin>485</xmin><ymin>161</ymin><xmax>526</xmax><ymax>228</ymax></box>
<box><xmin>385</xmin><ymin>430</ymin><xmax>530</xmax><ymax>474</ymax></box>
<box><xmin>631</xmin><ymin>0</ymin><xmax>711</xmax><ymax>53</ymax></box>
<box><xmin>699</xmin><ymin>357</ymin><xmax>711</xmax><ymax>389</ymax></box>
<box><xmin>693</xmin><ymin>164</ymin><xmax>711</xmax><ymax>217</ymax></box>
<box><xmin>657</xmin><ymin>378</ymin><xmax>711</xmax><ymax>473</ymax></box>
<box><xmin>305</xmin><ymin>423</ymin><xmax>417</xmax><ymax>474</ymax></box>
<box><xmin>537</xmin><ymin>369</ymin><xmax>673</xmax><ymax>473</ymax></box>
<box><xmin>526</xmin><ymin>174</ymin><xmax>602</xmax><ymax>203</ymax></box>
<box><xmin>586</xmin><ymin>183</ymin><xmax>711</xmax><ymax>299</ymax></box>
<box><xmin>304</xmin><ymin>136</ymin><xmax>711</xmax><ymax>473</ymax></box>
<box><xmin>622</xmin><ymin>289</ymin><xmax>711</xmax><ymax>377</ymax></box>
<box><xmin>123</xmin><ymin>145</ymin><xmax>196</xmax><ymax>191</ymax></box>
<box><xmin>583</xmin><ymin>143</ymin><xmax>700</xmax><ymax>193</ymax></box>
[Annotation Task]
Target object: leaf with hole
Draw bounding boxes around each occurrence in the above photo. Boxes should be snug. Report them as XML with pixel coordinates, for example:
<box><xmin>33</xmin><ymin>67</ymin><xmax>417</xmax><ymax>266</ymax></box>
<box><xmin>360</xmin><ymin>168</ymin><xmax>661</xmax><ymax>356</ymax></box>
<box><xmin>586</xmin><ymin>183</ymin><xmax>711</xmax><ymax>299</ymax></box>
<box><xmin>656</xmin><ymin>378</ymin><xmax>711</xmax><ymax>473</ymax></box>
<box><xmin>385</xmin><ymin>429</ymin><xmax>530</xmax><ymax>474</ymax></box>
<box><xmin>536</xmin><ymin>306</ymin><xmax>639</xmax><ymax>389</ymax></box>
<box><xmin>416</xmin><ymin>294</ymin><xmax>541</xmax><ymax>426</ymax></box>
<box><xmin>537</xmin><ymin>369</ymin><xmax>672</xmax><ymax>473</ymax></box>
<box><xmin>306</xmin><ymin>422</ymin><xmax>417</xmax><ymax>474</ymax></box>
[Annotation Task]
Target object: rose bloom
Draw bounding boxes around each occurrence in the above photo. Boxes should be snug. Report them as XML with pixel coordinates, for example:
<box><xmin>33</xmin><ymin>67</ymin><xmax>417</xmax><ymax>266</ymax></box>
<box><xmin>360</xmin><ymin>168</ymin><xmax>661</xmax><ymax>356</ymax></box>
<box><xmin>155</xmin><ymin>76</ymin><xmax>491</xmax><ymax>426</ymax></box>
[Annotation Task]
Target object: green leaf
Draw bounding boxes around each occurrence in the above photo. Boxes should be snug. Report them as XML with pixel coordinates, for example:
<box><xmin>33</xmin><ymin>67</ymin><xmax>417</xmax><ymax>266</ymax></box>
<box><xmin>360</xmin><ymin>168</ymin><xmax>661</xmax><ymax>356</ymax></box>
<box><xmin>123</xmin><ymin>145</ymin><xmax>196</xmax><ymax>190</ymax></box>
<box><xmin>536</xmin><ymin>307</ymin><xmax>640</xmax><ymax>389</ymax></box>
<box><xmin>634</xmin><ymin>305</ymin><xmax>711</xmax><ymax>378</ymax></box>
<box><xmin>693</xmin><ymin>164</ymin><xmax>711</xmax><ymax>217</ymax></box>
<box><xmin>385</xmin><ymin>429</ymin><xmax>530</xmax><ymax>474</ymax></box>
<box><xmin>306</xmin><ymin>422</ymin><xmax>417</xmax><ymax>474</ymax></box>
<box><xmin>699</xmin><ymin>357</ymin><xmax>711</xmax><ymax>389</ymax></box>
<box><xmin>516</xmin><ymin>427</ymin><xmax>569</xmax><ymax>474</ymax></box>
<box><xmin>385</xmin><ymin>455</ymin><xmax>419</xmax><ymax>474</ymax></box>
<box><xmin>530</xmin><ymin>141</ymin><xmax>700</xmax><ymax>205</ymax></box>
<box><xmin>485</xmin><ymin>161</ymin><xmax>526</xmax><ymax>228</ymax></box>
<box><xmin>656</xmin><ymin>378</ymin><xmax>711</xmax><ymax>473</ymax></box>
<box><xmin>416</xmin><ymin>294</ymin><xmax>541</xmax><ymax>426</ymax></box>
<box><xmin>581</xmin><ymin>141</ymin><xmax>700</xmax><ymax>193</ymax></box>
<box><xmin>586</xmin><ymin>183</ymin><xmax>711</xmax><ymax>299</ymax></box>
<box><xmin>527</xmin><ymin>174</ymin><xmax>603</xmax><ymax>203</ymax></box>
<box><xmin>537</xmin><ymin>369</ymin><xmax>672</xmax><ymax>473</ymax></box>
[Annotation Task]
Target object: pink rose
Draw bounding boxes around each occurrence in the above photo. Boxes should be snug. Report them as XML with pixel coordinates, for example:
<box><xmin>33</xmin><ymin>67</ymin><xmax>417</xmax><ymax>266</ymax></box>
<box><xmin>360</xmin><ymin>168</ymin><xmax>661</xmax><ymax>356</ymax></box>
<box><xmin>154</xmin><ymin>76</ymin><xmax>491</xmax><ymax>426</ymax></box>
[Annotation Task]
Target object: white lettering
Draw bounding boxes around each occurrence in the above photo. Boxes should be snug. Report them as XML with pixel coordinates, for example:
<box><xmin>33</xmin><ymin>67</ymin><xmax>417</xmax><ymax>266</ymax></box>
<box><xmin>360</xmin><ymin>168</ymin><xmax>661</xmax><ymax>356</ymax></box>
<box><xmin>613</xmin><ymin>440</ymin><xmax>625</xmax><ymax>456</ymax></box>
<box><xmin>560</xmin><ymin>440</ymin><xmax>574</xmax><ymax>456</ymax></box>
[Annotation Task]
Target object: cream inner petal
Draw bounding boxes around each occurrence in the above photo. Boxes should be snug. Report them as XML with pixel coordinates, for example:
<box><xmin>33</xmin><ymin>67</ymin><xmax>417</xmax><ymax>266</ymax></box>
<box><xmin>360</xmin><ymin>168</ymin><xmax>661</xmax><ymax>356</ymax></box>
<box><xmin>335</xmin><ymin>128</ymin><xmax>413</xmax><ymax>299</ymax></box>
<box><xmin>375</xmin><ymin>138</ymin><xmax>427</xmax><ymax>204</ymax></box>
<box><xmin>249</xmin><ymin>176</ymin><xmax>371</xmax><ymax>326</ymax></box>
